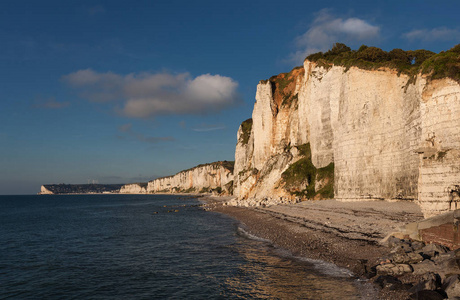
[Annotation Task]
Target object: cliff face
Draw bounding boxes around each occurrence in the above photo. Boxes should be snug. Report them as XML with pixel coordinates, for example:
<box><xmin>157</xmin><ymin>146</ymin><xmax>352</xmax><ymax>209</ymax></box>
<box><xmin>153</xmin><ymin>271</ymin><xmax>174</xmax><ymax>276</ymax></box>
<box><xmin>39</xmin><ymin>185</ymin><xmax>54</xmax><ymax>195</ymax></box>
<box><xmin>119</xmin><ymin>183</ymin><xmax>147</xmax><ymax>194</ymax></box>
<box><xmin>38</xmin><ymin>184</ymin><xmax>124</xmax><ymax>194</ymax></box>
<box><xmin>233</xmin><ymin>61</ymin><xmax>460</xmax><ymax>217</ymax></box>
<box><xmin>147</xmin><ymin>161</ymin><xmax>234</xmax><ymax>195</ymax></box>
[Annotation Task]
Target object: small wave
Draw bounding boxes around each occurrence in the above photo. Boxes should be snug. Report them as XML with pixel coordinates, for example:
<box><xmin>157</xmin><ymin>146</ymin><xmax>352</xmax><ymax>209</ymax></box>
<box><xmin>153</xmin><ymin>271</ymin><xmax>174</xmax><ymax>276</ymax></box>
<box><xmin>237</xmin><ymin>226</ymin><xmax>354</xmax><ymax>278</ymax></box>
<box><xmin>236</xmin><ymin>226</ymin><xmax>271</xmax><ymax>243</ymax></box>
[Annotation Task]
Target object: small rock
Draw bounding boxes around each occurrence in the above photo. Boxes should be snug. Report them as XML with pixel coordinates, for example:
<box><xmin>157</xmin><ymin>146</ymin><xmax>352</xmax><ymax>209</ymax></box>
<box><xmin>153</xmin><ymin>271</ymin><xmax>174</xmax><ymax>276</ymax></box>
<box><xmin>443</xmin><ymin>275</ymin><xmax>460</xmax><ymax>299</ymax></box>
<box><xmin>373</xmin><ymin>275</ymin><xmax>412</xmax><ymax>291</ymax></box>
<box><xmin>374</xmin><ymin>275</ymin><xmax>401</xmax><ymax>287</ymax></box>
<box><xmin>408</xmin><ymin>290</ymin><xmax>446</xmax><ymax>300</ymax></box>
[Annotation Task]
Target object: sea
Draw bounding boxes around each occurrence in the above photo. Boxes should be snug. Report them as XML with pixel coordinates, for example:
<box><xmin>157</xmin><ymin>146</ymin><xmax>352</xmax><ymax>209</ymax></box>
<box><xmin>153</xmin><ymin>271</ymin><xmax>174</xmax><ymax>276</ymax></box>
<box><xmin>0</xmin><ymin>194</ymin><xmax>376</xmax><ymax>299</ymax></box>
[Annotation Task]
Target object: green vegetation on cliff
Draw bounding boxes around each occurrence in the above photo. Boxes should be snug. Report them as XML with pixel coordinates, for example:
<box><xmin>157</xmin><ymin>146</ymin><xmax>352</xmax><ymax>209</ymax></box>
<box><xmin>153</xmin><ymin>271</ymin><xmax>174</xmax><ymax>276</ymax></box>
<box><xmin>306</xmin><ymin>43</ymin><xmax>460</xmax><ymax>83</ymax></box>
<box><xmin>42</xmin><ymin>184</ymin><xmax>124</xmax><ymax>194</ymax></box>
<box><xmin>239</xmin><ymin>118</ymin><xmax>253</xmax><ymax>145</ymax></box>
<box><xmin>281</xmin><ymin>143</ymin><xmax>334</xmax><ymax>199</ymax></box>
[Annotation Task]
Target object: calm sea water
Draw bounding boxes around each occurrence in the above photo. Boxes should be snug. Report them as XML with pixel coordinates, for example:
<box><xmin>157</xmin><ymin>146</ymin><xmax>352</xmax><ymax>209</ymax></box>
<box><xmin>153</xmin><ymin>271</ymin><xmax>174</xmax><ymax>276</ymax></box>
<box><xmin>0</xmin><ymin>195</ymin><xmax>375</xmax><ymax>299</ymax></box>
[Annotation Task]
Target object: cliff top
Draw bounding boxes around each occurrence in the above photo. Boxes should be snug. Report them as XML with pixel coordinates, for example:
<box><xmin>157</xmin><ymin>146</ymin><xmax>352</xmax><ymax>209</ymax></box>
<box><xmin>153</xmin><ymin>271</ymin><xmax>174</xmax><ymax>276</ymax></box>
<box><xmin>42</xmin><ymin>184</ymin><xmax>124</xmax><ymax>194</ymax></box>
<box><xmin>150</xmin><ymin>161</ymin><xmax>235</xmax><ymax>182</ymax></box>
<box><xmin>305</xmin><ymin>43</ymin><xmax>460</xmax><ymax>83</ymax></box>
<box><xmin>260</xmin><ymin>67</ymin><xmax>304</xmax><ymax>110</ymax></box>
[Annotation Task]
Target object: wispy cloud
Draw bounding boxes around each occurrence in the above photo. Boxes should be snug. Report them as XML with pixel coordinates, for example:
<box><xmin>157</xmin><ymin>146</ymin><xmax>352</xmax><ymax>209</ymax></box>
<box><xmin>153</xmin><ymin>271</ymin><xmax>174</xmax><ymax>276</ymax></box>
<box><xmin>117</xmin><ymin>123</ymin><xmax>174</xmax><ymax>144</ymax></box>
<box><xmin>62</xmin><ymin>70</ymin><xmax>240</xmax><ymax>118</ymax></box>
<box><xmin>288</xmin><ymin>9</ymin><xmax>380</xmax><ymax>64</ymax></box>
<box><xmin>32</xmin><ymin>97</ymin><xmax>70</xmax><ymax>109</ymax></box>
<box><xmin>403</xmin><ymin>27</ymin><xmax>460</xmax><ymax>42</ymax></box>
<box><xmin>191</xmin><ymin>123</ymin><xmax>226</xmax><ymax>132</ymax></box>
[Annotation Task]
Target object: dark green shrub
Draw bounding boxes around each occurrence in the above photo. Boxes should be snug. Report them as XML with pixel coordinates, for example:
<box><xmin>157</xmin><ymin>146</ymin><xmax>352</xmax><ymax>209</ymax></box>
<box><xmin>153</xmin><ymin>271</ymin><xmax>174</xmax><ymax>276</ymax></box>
<box><xmin>239</xmin><ymin>119</ymin><xmax>253</xmax><ymax>145</ymax></box>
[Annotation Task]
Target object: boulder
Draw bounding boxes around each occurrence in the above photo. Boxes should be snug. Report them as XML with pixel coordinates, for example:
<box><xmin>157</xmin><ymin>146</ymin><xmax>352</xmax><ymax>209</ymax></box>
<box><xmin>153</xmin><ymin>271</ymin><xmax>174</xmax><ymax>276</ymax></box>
<box><xmin>392</xmin><ymin>252</ymin><xmax>424</xmax><ymax>264</ymax></box>
<box><xmin>412</xmin><ymin>260</ymin><xmax>437</xmax><ymax>275</ymax></box>
<box><xmin>436</xmin><ymin>257</ymin><xmax>460</xmax><ymax>280</ymax></box>
<box><xmin>443</xmin><ymin>275</ymin><xmax>460</xmax><ymax>299</ymax></box>
<box><xmin>391</xmin><ymin>242</ymin><xmax>413</xmax><ymax>254</ymax></box>
<box><xmin>408</xmin><ymin>273</ymin><xmax>441</xmax><ymax>293</ymax></box>
<box><xmin>421</xmin><ymin>243</ymin><xmax>449</xmax><ymax>258</ymax></box>
<box><xmin>376</xmin><ymin>263</ymin><xmax>413</xmax><ymax>276</ymax></box>
<box><xmin>408</xmin><ymin>290</ymin><xmax>446</xmax><ymax>300</ymax></box>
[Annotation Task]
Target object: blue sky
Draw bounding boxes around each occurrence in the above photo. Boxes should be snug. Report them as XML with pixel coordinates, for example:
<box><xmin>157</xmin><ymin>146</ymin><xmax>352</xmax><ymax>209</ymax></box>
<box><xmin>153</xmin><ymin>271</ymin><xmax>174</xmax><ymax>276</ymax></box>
<box><xmin>1</xmin><ymin>0</ymin><xmax>459</xmax><ymax>194</ymax></box>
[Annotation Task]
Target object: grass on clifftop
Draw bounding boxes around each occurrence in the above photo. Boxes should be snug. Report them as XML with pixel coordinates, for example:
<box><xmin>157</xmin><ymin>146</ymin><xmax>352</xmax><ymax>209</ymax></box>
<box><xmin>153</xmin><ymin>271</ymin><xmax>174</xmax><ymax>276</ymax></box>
<box><xmin>281</xmin><ymin>143</ymin><xmax>334</xmax><ymax>200</ymax></box>
<box><xmin>306</xmin><ymin>43</ymin><xmax>460</xmax><ymax>83</ymax></box>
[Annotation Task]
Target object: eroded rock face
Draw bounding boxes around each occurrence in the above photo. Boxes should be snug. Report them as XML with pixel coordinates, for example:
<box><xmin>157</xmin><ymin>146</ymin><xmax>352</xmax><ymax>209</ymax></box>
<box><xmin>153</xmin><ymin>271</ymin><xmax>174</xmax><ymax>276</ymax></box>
<box><xmin>233</xmin><ymin>61</ymin><xmax>460</xmax><ymax>216</ymax></box>
<box><xmin>39</xmin><ymin>185</ymin><xmax>54</xmax><ymax>195</ymax></box>
<box><xmin>147</xmin><ymin>161</ymin><xmax>234</xmax><ymax>195</ymax></box>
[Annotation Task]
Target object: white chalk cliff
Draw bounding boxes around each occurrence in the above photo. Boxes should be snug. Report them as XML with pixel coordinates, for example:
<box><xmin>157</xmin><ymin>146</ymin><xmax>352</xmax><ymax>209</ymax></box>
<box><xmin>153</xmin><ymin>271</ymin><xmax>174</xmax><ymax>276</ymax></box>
<box><xmin>119</xmin><ymin>183</ymin><xmax>148</xmax><ymax>194</ymax></box>
<box><xmin>147</xmin><ymin>161</ymin><xmax>234</xmax><ymax>195</ymax></box>
<box><xmin>232</xmin><ymin>57</ymin><xmax>460</xmax><ymax>217</ymax></box>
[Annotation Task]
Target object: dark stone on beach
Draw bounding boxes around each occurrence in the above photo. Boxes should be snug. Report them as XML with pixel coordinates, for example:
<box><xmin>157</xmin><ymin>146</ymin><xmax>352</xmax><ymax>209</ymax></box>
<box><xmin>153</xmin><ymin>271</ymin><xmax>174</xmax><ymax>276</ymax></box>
<box><xmin>386</xmin><ymin>236</ymin><xmax>403</xmax><ymax>248</ymax></box>
<box><xmin>412</xmin><ymin>260</ymin><xmax>437</xmax><ymax>275</ymax></box>
<box><xmin>408</xmin><ymin>290</ymin><xmax>446</xmax><ymax>300</ymax></box>
<box><xmin>436</xmin><ymin>257</ymin><xmax>460</xmax><ymax>280</ymax></box>
<box><xmin>374</xmin><ymin>275</ymin><xmax>412</xmax><ymax>291</ymax></box>
<box><xmin>392</xmin><ymin>252</ymin><xmax>424</xmax><ymax>264</ymax></box>
<box><xmin>391</xmin><ymin>242</ymin><xmax>413</xmax><ymax>254</ymax></box>
<box><xmin>412</xmin><ymin>240</ymin><xmax>426</xmax><ymax>251</ymax></box>
<box><xmin>443</xmin><ymin>275</ymin><xmax>460</xmax><ymax>299</ymax></box>
<box><xmin>421</xmin><ymin>243</ymin><xmax>449</xmax><ymax>258</ymax></box>
<box><xmin>361</xmin><ymin>261</ymin><xmax>377</xmax><ymax>279</ymax></box>
<box><xmin>408</xmin><ymin>273</ymin><xmax>441</xmax><ymax>293</ymax></box>
<box><xmin>374</xmin><ymin>275</ymin><xmax>401</xmax><ymax>288</ymax></box>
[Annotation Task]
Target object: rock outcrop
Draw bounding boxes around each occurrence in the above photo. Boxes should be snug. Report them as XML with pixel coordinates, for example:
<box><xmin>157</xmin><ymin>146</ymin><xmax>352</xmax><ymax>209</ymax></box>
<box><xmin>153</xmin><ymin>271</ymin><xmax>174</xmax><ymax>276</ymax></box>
<box><xmin>147</xmin><ymin>161</ymin><xmax>234</xmax><ymax>195</ymax></box>
<box><xmin>39</xmin><ymin>185</ymin><xmax>54</xmax><ymax>195</ymax></box>
<box><xmin>233</xmin><ymin>46</ymin><xmax>460</xmax><ymax>217</ymax></box>
<box><xmin>119</xmin><ymin>183</ymin><xmax>148</xmax><ymax>194</ymax></box>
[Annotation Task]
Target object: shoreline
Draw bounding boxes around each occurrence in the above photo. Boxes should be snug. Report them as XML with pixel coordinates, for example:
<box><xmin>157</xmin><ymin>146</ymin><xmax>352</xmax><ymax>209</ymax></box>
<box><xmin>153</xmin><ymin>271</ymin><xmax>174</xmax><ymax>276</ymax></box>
<box><xmin>203</xmin><ymin>197</ymin><xmax>425</xmax><ymax>299</ymax></box>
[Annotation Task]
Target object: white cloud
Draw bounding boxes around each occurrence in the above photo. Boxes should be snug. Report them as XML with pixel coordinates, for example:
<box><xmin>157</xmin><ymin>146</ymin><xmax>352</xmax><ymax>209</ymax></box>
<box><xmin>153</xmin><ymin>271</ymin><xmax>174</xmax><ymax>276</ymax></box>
<box><xmin>403</xmin><ymin>27</ymin><xmax>460</xmax><ymax>42</ymax></box>
<box><xmin>288</xmin><ymin>10</ymin><xmax>380</xmax><ymax>64</ymax></box>
<box><xmin>62</xmin><ymin>70</ymin><xmax>240</xmax><ymax>118</ymax></box>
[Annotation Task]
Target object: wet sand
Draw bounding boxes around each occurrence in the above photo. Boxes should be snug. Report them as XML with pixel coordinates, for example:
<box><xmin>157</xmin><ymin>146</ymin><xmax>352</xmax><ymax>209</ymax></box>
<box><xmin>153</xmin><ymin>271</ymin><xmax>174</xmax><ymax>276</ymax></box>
<box><xmin>203</xmin><ymin>197</ymin><xmax>424</xmax><ymax>299</ymax></box>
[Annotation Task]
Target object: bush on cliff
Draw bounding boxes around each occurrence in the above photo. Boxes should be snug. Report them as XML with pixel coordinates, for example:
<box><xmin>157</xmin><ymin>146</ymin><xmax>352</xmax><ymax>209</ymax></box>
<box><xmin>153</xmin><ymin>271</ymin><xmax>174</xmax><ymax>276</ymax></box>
<box><xmin>239</xmin><ymin>118</ymin><xmax>253</xmax><ymax>145</ymax></box>
<box><xmin>281</xmin><ymin>143</ymin><xmax>334</xmax><ymax>200</ymax></box>
<box><xmin>306</xmin><ymin>43</ymin><xmax>460</xmax><ymax>83</ymax></box>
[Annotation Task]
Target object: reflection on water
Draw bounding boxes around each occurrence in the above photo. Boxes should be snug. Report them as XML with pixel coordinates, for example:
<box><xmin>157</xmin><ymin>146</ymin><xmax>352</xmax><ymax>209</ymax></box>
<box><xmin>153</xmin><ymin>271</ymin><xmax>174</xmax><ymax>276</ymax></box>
<box><xmin>0</xmin><ymin>195</ymin><xmax>376</xmax><ymax>299</ymax></box>
<box><xmin>222</xmin><ymin>227</ymin><xmax>375</xmax><ymax>300</ymax></box>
